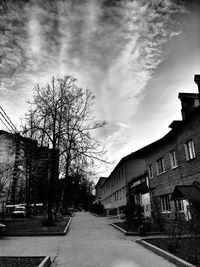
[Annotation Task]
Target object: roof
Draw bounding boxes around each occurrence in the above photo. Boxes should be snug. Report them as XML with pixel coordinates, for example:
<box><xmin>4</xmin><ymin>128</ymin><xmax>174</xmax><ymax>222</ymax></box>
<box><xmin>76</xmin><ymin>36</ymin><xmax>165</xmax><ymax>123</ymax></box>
<box><xmin>102</xmin><ymin>96</ymin><xmax>200</xmax><ymax>188</ymax></box>
<box><xmin>171</xmin><ymin>185</ymin><xmax>200</xmax><ymax>202</ymax></box>
<box><xmin>95</xmin><ymin>177</ymin><xmax>107</xmax><ymax>188</ymax></box>
<box><xmin>178</xmin><ymin>92</ymin><xmax>199</xmax><ymax>100</ymax></box>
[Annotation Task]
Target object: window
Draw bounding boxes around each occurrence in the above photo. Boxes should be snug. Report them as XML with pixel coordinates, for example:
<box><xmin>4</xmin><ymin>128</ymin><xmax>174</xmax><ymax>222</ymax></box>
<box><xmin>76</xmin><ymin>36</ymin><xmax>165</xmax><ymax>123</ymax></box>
<box><xmin>175</xmin><ymin>199</ymin><xmax>184</xmax><ymax>212</ymax></box>
<box><xmin>169</xmin><ymin>150</ymin><xmax>178</xmax><ymax>168</ymax></box>
<box><xmin>160</xmin><ymin>195</ymin><xmax>171</xmax><ymax>212</ymax></box>
<box><xmin>184</xmin><ymin>140</ymin><xmax>196</xmax><ymax>161</ymax></box>
<box><xmin>148</xmin><ymin>164</ymin><xmax>154</xmax><ymax>178</ymax></box>
<box><xmin>156</xmin><ymin>157</ymin><xmax>165</xmax><ymax>175</ymax></box>
<box><xmin>116</xmin><ymin>191</ymin><xmax>118</xmax><ymax>201</ymax></box>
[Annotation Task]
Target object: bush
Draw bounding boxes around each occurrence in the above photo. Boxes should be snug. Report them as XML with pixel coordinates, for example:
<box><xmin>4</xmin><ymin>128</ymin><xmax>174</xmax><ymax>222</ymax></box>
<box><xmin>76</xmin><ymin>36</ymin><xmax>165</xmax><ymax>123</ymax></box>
<box><xmin>138</xmin><ymin>225</ymin><xmax>146</xmax><ymax>236</ymax></box>
<box><xmin>90</xmin><ymin>203</ymin><xmax>105</xmax><ymax>214</ymax></box>
<box><xmin>124</xmin><ymin>203</ymin><xmax>144</xmax><ymax>230</ymax></box>
<box><xmin>124</xmin><ymin>203</ymin><xmax>135</xmax><ymax>229</ymax></box>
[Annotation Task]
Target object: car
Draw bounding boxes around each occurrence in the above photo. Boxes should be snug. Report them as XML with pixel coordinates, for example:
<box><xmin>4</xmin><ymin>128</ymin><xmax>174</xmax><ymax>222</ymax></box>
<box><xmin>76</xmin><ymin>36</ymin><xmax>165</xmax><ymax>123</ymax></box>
<box><xmin>12</xmin><ymin>206</ymin><xmax>26</xmax><ymax>218</ymax></box>
<box><xmin>0</xmin><ymin>223</ymin><xmax>6</xmax><ymax>234</ymax></box>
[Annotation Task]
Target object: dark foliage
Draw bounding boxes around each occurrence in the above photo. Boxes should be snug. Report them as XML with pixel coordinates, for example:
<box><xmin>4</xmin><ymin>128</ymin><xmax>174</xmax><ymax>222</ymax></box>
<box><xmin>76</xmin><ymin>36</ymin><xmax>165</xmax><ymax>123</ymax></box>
<box><xmin>90</xmin><ymin>203</ymin><xmax>105</xmax><ymax>215</ymax></box>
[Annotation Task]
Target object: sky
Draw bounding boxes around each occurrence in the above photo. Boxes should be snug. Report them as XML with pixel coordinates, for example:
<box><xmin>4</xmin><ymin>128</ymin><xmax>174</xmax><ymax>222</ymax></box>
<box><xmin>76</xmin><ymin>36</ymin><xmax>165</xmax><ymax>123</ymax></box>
<box><xmin>0</xmin><ymin>0</ymin><xmax>200</xmax><ymax>178</ymax></box>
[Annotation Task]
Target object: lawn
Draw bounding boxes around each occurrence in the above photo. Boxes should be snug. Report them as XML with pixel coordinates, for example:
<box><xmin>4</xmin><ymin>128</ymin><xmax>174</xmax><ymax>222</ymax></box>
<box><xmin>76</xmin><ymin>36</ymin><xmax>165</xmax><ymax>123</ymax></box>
<box><xmin>145</xmin><ymin>237</ymin><xmax>200</xmax><ymax>266</ymax></box>
<box><xmin>2</xmin><ymin>216</ymin><xmax>70</xmax><ymax>235</ymax></box>
<box><xmin>0</xmin><ymin>256</ymin><xmax>45</xmax><ymax>267</ymax></box>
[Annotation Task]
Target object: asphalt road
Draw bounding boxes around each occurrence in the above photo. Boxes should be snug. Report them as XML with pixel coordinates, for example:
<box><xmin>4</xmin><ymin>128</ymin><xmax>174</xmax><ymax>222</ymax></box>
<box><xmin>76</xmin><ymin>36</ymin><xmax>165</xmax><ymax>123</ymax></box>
<box><xmin>52</xmin><ymin>212</ymin><xmax>175</xmax><ymax>267</ymax></box>
<box><xmin>0</xmin><ymin>212</ymin><xmax>176</xmax><ymax>267</ymax></box>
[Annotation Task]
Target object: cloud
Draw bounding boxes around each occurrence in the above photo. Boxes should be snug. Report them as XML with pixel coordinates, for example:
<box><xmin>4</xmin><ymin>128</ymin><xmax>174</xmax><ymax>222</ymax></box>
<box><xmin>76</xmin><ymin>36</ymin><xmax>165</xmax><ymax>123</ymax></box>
<box><xmin>0</xmin><ymin>0</ymin><xmax>185</xmax><ymax>99</ymax></box>
<box><xmin>0</xmin><ymin>0</ymin><xmax>186</xmax><ymax>166</ymax></box>
<box><xmin>170</xmin><ymin>30</ymin><xmax>182</xmax><ymax>37</ymax></box>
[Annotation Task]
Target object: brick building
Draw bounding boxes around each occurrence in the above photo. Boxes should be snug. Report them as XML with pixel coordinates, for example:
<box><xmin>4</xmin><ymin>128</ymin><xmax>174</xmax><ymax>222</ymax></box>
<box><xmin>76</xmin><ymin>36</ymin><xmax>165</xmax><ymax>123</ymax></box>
<box><xmin>96</xmin><ymin>75</ymin><xmax>200</xmax><ymax>224</ymax></box>
<box><xmin>146</xmin><ymin>91</ymin><xmax>200</xmax><ymax>223</ymax></box>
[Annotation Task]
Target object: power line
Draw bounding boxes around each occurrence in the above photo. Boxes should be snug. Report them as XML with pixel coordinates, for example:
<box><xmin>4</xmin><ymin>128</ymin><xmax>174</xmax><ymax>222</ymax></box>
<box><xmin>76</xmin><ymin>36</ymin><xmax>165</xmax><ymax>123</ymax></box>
<box><xmin>0</xmin><ymin>106</ymin><xmax>18</xmax><ymax>133</ymax></box>
<box><xmin>0</xmin><ymin>116</ymin><xmax>12</xmax><ymax>132</ymax></box>
<box><xmin>0</xmin><ymin>109</ymin><xmax>15</xmax><ymax>132</ymax></box>
<box><xmin>0</xmin><ymin>106</ymin><xmax>17</xmax><ymax>132</ymax></box>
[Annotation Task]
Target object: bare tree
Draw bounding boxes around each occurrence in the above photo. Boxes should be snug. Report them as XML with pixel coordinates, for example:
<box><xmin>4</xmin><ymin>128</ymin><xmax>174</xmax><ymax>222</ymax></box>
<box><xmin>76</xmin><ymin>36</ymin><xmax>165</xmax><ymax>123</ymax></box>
<box><xmin>22</xmin><ymin>75</ymin><xmax>107</xmax><ymax>223</ymax></box>
<box><xmin>0</xmin><ymin>161</ymin><xmax>13</xmax><ymax>203</ymax></box>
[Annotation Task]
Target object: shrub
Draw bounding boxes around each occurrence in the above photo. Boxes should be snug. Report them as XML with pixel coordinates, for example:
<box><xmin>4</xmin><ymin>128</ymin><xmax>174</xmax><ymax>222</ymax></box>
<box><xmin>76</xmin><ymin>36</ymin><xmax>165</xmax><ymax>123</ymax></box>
<box><xmin>90</xmin><ymin>203</ymin><xmax>105</xmax><ymax>214</ymax></box>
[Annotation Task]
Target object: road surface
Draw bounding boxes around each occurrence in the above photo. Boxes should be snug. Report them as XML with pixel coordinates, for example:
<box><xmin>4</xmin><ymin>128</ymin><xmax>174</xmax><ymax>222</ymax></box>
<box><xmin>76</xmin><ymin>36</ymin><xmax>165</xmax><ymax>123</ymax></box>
<box><xmin>0</xmin><ymin>212</ymin><xmax>176</xmax><ymax>267</ymax></box>
<box><xmin>52</xmin><ymin>212</ymin><xmax>175</xmax><ymax>267</ymax></box>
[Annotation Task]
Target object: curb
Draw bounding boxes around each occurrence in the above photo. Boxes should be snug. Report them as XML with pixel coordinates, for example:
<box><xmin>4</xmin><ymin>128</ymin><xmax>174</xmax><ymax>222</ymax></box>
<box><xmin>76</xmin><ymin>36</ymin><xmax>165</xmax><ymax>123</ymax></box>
<box><xmin>64</xmin><ymin>217</ymin><xmax>72</xmax><ymax>234</ymax></box>
<box><xmin>38</xmin><ymin>256</ymin><xmax>51</xmax><ymax>267</ymax></box>
<box><xmin>0</xmin><ymin>256</ymin><xmax>51</xmax><ymax>267</ymax></box>
<box><xmin>89</xmin><ymin>212</ymin><xmax>98</xmax><ymax>217</ymax></box>
<box><xmin>110</xmin><ymin>223</ymin><xmax>163</xmax><ymax>236</ymax></box>
<box><xmin>136</xmin><ymin>239</ymin><xmax>196</xmax><ymax>267</ymax></box>
<box><xmin>110</xmin><ymin>223</ymin><xmax>127</xmax><ymax>234</ymax></box>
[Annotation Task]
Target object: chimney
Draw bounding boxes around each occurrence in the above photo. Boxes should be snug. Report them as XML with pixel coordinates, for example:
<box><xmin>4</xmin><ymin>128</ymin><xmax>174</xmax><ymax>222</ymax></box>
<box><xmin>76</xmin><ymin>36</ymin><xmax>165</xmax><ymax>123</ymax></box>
<box><xmin>178</xmin><ymin>93</ymin><xmax>199</xmax><ymax>120</ymax></box>
<box><xmin>194</xmin><ymin>74</ymin><xmax>200</xmax><ymax>101</ymax></box>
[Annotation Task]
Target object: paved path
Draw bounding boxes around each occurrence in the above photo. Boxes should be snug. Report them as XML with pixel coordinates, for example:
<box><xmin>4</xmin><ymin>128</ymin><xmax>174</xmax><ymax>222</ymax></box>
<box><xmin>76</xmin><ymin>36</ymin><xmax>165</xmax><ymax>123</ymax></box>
<box><xmin>0</xmin><ymin>212</ymin><xmax>176</xmax><ymax>267</ymax></box>
<box><xmin>52</xmin><ymin>212</ymin><xmax>175</xmax><ymax>267</ymax></box>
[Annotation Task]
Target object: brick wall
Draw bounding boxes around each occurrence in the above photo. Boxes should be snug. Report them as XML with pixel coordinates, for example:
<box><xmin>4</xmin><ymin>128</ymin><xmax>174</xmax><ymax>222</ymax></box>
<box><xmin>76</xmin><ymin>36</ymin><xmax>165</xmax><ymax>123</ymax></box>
<box><xmin>147</xmin><ymin>111</ymin><xmax>200</xmax><ymax>197</ymax></box>
<box><xmin>146</xmin><ymin>108</ymin><xmax>200</xmax><ymax>223</ymax></box>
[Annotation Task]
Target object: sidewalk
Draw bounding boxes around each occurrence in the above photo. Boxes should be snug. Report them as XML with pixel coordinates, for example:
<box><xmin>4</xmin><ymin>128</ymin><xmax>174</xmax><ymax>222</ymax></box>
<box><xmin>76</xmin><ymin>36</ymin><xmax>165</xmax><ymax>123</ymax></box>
<box><xmin>52</xmin><ymin>212</ymin><xmax>176</xmax><ymax>267</ymax></box>
<box><xmin>0</xmin><ymin>212</ymin><xmax>177</xmax><ymax>267</ymax></box>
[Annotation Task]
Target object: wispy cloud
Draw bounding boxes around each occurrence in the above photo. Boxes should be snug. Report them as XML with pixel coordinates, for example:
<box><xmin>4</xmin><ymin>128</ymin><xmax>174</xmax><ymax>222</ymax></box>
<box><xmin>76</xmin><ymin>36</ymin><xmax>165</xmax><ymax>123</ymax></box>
<box><xmin>0</xmin><ymin>0</ymin><xmax>186</xmax><ymax>169</ymax></box>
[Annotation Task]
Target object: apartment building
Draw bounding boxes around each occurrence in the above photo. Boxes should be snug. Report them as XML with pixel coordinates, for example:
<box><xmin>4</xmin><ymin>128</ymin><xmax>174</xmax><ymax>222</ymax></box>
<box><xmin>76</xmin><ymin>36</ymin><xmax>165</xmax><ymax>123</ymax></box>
<box><xmin>0</xmin><ymin>130</ymin><xmax>55</xmax><ymax>207</ymax></box>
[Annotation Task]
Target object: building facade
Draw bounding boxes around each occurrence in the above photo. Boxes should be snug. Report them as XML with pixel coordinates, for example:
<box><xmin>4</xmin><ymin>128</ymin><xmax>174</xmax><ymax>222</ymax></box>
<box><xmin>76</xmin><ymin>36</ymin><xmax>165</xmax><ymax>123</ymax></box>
<box><xmin>146</xmin><ymin>92</ymin><xmax>200</xmax><ymax>223</ymax></box>
<box><xmin>95</xmin><ymin>177</ymin><xmax>107</xmax><ymax>204</ymax></box>
<box><xmin>96</xmin><ymin>75</ymin><xmax>200</xmax><ymax>223</ymax></box>
<box><xmin>0</xmin><ymin>130</ymin><xmax>55</xmax><ymax>208</ymax></box>
<box><xmin>100</xmin><ymin>151</ymin><xmax>148</xmax><ymax>216</ymax></box>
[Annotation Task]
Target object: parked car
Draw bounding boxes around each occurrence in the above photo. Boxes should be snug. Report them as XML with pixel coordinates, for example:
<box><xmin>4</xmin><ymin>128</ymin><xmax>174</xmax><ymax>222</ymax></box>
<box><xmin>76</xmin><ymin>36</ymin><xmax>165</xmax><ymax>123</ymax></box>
<box><xmin>0</xmin><ymin>223</ymin><xmax>6</xmax><ymax>234</ymax></box>
<box><xmin>12</xmin><ymin>206</ymin><xmax>26</xmax><ymax>218</ymax></box>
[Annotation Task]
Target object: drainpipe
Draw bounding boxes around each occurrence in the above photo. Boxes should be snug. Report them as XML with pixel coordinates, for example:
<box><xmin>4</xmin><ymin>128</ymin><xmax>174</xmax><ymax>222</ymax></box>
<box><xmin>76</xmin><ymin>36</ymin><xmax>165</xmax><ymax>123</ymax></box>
<box><xmin>194</xmin><ymin>74</ymin><xmax>200</xmax><ymax>102</ymax></box>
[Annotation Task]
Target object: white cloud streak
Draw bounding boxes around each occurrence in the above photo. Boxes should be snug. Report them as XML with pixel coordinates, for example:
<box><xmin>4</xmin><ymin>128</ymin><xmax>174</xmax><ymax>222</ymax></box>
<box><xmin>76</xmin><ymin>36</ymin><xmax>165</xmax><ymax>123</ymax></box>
<box><xmin>0</xmin><ymin>0</ymin><xmax>186</xmax><ymax>167</ymax></box>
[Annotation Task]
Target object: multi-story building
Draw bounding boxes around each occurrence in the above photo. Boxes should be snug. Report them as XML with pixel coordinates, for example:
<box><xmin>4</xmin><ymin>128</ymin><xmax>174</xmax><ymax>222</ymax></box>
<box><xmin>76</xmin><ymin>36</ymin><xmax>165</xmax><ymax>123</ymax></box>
<box><xmin>0</xmin><ymin>131</ymin><xmax>37</xmax><ymax>205</ymax></box>
<box><xmin>100</xmin><ymin>151</ymin><xmax>148</xmax><ymax>216</ymax></box>
<box><xmin>0</xmin><ymin>130</ymin><xmax>56</xmax><ymax>208</ymax></box>
<box><xmin>146</xmin><ymin>90</ymin><xmax>200</xmax><ymax>223</ymax></box>
<box><xmin>95</xmin><ymin>177</ymin><xmax>107</xmax><ymax>204</ymax></box>
<box><xmin>97</xmin><ymin>75</ymin><xmax>200</xmax><ymax>223</ymax></box>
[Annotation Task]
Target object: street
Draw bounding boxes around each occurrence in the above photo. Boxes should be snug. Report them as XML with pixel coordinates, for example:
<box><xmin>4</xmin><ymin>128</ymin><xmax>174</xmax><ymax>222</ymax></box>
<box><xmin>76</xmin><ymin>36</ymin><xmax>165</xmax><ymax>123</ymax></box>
<box><xmin>0</xmin><ymin>212</ymin><xmax>175</xmax><ymax>267</ymax></box>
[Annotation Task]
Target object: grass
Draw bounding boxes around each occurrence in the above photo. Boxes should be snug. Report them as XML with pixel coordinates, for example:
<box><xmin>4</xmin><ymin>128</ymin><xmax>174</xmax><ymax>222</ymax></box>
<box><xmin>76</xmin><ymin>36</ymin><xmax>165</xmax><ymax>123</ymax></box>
<box><xmin>145</xmin><ymin>237</ymin><xmax>200</xmax><ymax>266</ymax></box>
<box><xmin>2</xmin><ymin>215</ymin><xmax>70</xmax><ymax>235</ymax></box>
<box><xmin>0</xmin><ymin>256</ymin><xmax>45</xmax><ymax>267</ymax></box>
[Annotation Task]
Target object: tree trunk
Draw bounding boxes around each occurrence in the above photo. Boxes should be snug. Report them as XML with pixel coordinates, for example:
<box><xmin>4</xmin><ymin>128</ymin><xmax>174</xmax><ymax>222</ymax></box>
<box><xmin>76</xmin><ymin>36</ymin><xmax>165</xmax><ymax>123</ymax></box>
<box><xmin>47</xmin><ymin>142</ymin><xmax>56</xmax><ymax>225</ymax></box>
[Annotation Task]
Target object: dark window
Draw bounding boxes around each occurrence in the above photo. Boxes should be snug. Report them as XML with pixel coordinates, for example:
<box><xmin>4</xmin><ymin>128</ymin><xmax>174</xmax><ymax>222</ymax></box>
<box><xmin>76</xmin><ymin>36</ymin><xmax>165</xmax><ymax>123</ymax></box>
<box><xmin>156</xmin><ymin>157</ymin><xmax>165</xmax><ymax>175</ymax></box>
<box><xmin>184</xmin><ymin>140</ymin><xmax>195</xmax><ymax>161</ymax></box>
<box><xmin>160</xmin><ymin>195</ymin><xmax>171</xmax><ymax>212</ymax></box>
<box><xmin>175</xmin><ymin>199</ymin><xmax>184</xmax><ymax>211</ymax></box>
<box><xmin>148</xmin><ymin>164</ymin><xmax>154</xmax><ymax>178</ymax></box>
<box><xmin>169</xmin><ymin>150</ymin><xmax>178</xmax><ymax>168</ymax></box>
